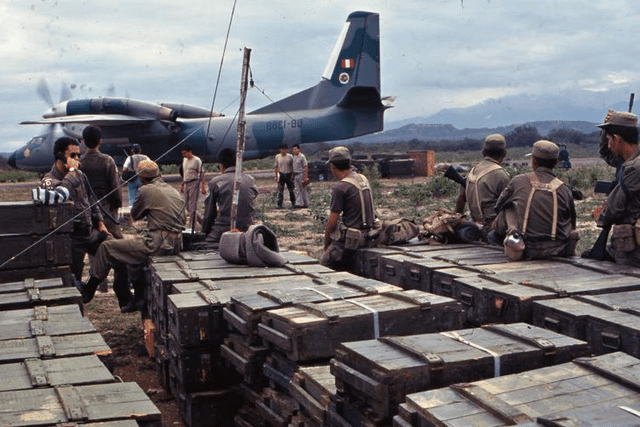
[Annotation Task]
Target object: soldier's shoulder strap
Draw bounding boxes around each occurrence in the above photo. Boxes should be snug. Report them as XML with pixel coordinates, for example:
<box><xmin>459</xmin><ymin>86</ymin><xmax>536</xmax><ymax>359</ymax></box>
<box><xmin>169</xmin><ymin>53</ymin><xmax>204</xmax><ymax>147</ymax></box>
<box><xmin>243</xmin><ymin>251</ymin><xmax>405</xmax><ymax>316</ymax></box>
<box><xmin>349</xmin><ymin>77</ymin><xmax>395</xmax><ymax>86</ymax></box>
<box><xmin>467</xmin><ymin>161</ymin><xmax>502</xmax><ymax>183</ymax></box>
<box><xmin>522</xmin><ymin>172</ymin><xmax>564</xmax><ymax>239</ymax></box>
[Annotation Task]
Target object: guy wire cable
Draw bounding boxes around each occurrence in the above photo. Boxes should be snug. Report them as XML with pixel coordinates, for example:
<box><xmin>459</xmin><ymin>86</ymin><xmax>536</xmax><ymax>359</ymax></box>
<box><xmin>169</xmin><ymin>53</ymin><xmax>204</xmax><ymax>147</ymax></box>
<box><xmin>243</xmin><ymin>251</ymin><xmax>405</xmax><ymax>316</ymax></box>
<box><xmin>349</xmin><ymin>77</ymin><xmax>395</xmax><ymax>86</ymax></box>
<box><xmin>206</xmin><ymin>0</ymin><xmax>239</xmax><ymax>139</ymax></box>
<box><xmin>3</xmin><ymin>0</ymin><xmax>241</xmax><ymax>269</ymax></box>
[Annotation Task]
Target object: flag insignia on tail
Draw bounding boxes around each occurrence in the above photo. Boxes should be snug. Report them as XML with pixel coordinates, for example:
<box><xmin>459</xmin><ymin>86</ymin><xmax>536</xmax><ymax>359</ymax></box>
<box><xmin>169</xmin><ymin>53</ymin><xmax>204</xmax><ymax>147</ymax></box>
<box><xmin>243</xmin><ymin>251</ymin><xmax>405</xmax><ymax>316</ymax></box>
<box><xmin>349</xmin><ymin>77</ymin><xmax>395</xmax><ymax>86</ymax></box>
<box><xmin>341</xmin><ymin>59</ymin><xmax>354</xmax><ymax>68</ymax></box>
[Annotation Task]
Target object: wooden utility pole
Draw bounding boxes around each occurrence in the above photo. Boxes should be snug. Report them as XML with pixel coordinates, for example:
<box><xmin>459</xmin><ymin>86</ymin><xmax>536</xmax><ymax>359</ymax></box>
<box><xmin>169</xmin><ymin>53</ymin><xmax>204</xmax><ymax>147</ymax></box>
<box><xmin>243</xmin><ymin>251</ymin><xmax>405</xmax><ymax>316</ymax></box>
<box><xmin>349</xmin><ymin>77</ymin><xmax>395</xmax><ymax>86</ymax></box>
<box><xmin>230</xmin><ymin>47</ymin><xmax>251</xmax><ymax>231</ymax></box>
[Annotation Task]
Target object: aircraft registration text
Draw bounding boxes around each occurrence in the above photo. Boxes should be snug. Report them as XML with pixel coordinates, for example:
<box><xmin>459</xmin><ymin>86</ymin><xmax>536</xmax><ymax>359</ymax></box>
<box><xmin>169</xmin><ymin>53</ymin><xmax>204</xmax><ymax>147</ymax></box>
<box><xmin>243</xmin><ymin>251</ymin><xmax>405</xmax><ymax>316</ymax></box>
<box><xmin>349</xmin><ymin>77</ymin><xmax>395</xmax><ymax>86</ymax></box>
<box><xmin>265</xmin><ymin>119</ymin><xmax>303</xmax><ymax>131</ymax></box>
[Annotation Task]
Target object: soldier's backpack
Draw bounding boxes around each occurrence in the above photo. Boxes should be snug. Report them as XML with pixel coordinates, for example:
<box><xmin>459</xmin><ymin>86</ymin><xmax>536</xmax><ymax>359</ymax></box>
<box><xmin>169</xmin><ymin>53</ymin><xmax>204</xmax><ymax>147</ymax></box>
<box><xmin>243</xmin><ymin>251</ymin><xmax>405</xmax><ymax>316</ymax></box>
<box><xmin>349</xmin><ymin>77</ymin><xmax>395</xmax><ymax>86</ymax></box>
<box><xmin>376</xmin><ymin>218</ymin><xmax>419</xmax><ymax>246</ymax></box>
<box><xmin>420</xmin><ymin>209</ymin><xmax>465</xmax><ymax>243</ymax></box>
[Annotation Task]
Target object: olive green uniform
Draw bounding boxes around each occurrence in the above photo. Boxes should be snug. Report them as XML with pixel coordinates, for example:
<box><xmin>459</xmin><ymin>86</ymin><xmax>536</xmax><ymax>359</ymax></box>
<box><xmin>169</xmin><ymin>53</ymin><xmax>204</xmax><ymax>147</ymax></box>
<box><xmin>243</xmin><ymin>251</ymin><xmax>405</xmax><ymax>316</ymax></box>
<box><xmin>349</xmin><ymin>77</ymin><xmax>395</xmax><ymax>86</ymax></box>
<box><xmin>465</xmin><ymin>157</ymin><xmax>510</xmax><ymax>230</ymax></box>
<box><xmin>91</xmin><ymin>177</ymin><xmax>185</xmax><ymax>280</ymax></box>
<box><xmin>42</xmin><ymin>166</ymin><xmax>103</xmax><ymax>281</ymax></box>
<box><xmin>597</xmin><ymin>147</ymin><xmax>640</xmax><ymax>266</ymax></box>
<box><xmin>493</xmin><ymin>167</ymin><xmax>577</xmax><ymax>259</ymax></box>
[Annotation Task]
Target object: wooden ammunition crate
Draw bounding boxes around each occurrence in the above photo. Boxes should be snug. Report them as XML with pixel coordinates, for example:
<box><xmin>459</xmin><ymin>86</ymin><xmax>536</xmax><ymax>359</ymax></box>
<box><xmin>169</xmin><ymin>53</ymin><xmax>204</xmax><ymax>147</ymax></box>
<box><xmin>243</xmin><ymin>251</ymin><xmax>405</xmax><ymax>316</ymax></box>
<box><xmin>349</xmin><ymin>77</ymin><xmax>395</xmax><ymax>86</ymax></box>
<box><xmin>0</xmin><ymin>285</ymin><xmax>82</xmax><ymax>311</ymax></box>
<box><xmin>0</xmin><ymin>277</ymin><xmax>66</xmax><ymax>294</ymax></box>
<box><xmin>453</xmin><ymin>275</ymin><xmax>557</xmax><ymax>325</ymax></box>
<box><xmin>0</xmin><ymin>382</ymin><xmax>161</xmax><ymax>427</ymax></box>
<box><xmin>175</xmin><ymin>386</ymin><xmax>242</xmax><ymax>427</ymax></box>
<box><xmin>167</xmin><ymin>337</ymin><xmax>239</xmax><ymax>394</ymax></box>
<box><xmin>394</xmin><ymin>351</ymin><xmax>640</xmax><ymax>427</ymax></box>
<box><xmin>378</xmin><ymin>254</ymin><xmax>452</xmax><ymax>292</ymax></box>
<box><xmin>331</xmin><ymin>323</ymin><xmax>590</xmax><ymax>420</ymax></box>
<box><xmin>0</xmin><ymin>304</ymin><xmax>94</xmax><ymax>341</ymax></box>
<box><xmin>0</xmin><ymin>332</ymin><xmax>112</xmax><ymax>364</ymax></box>
<box><xmin>0</xmin><ymin>233</ymin><xmax>72</xmax><ymax>270</ymax></box>
<box><xmin>258</xmin><ymin>290</ymin><xmax>465</xmax><ymax>362</ymax></box>
<box><xmin>0</xmin><ymin>354</ymin><xmax>114</xmax><ymax>392</ymax></box>
<box><xmin>0</xmin><ymin>266</ymin><xmax>73</xmax><ymax>287</ymax></box>
<box><xmin>289</xmin><ymin>365</ymin><xmax>336</xmax><ymax>426</ymax></box>
<box><xmin>220</xmin><ymin>333</ymin><xmax>269</xmax><ymax>386</ymax></box>
<box><xmin>0</xmin><ymin>201</ymin><xmax>74</xmax><ymax>235</ymax></box>
<box><xmin>166</xmin><ymin>290</ymin><xmax>228</xmax><ymax>349</ymax></box>
<box><xmin>354</xmin><ymin>247</ymin><xmax>407</xmax><ymax>279</ymax></box>
<box><xmin>533</xmin><ymin>291</ymin><xmax>640</xmax><ymax>357</ymax></box>
<box><xmin>224</xmin><ymin>279</ymin><xmax>400</xmax><ymax>341</ymax></box>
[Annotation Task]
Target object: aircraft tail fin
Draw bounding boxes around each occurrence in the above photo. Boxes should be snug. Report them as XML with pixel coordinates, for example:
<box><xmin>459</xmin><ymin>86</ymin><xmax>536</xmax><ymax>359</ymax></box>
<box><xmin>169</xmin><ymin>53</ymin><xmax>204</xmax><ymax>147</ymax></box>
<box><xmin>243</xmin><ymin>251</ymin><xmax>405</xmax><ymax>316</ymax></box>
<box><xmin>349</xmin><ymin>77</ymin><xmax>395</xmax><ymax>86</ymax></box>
<box><xmin>251</xmin><ymin>11</ymin><xmax>383</xmax><ymax>114</ymax></box>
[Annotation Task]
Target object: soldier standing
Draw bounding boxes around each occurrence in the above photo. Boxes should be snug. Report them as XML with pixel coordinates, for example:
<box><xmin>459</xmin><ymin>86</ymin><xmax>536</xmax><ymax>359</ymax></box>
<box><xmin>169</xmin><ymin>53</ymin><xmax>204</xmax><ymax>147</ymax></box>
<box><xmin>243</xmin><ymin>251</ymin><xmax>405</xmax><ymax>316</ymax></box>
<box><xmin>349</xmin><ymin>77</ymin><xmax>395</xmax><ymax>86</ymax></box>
<box><xmin>42</xmin><ymin>137</ymin><xmax>108</xmax><ymax>282</ymax></box>
<box><xmin>292</xmin><ymin>143</ymin><xmax>310</xmax><ymax>208</ymax></box>
<box><xmin>595</xmin><ymin>110</ymin><xmax>640</xmax><ymax>266</ymax></box>
<box><xmin>274</xmin><ymin>145</ymin><xmax>295</xmax><ymax>209</ymax></box>
<box><xmin>79</xmin><ymin>126</ymin><xmax>130</xmax><ymax>303</ymax></box>
<box><xmin>180</xmin><ymin>144</ymin><xmax>206</xmax><ymax>228</ymax></box>
<box><xmin>122</xmin><ymin>144</ymin><xmax>149</xmax><ymax>207</ymax></box>
<box><xmin>491</xmin><ymin>140</ymin><xmax>578</xmax><ymax>260</ymax></box>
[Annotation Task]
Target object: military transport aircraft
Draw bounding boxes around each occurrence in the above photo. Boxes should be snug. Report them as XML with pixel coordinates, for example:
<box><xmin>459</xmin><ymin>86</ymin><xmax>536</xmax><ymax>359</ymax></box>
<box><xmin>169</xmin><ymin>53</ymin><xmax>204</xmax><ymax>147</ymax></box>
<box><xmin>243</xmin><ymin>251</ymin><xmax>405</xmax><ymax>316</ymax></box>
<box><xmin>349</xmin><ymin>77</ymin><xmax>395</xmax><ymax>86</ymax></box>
<box><xmin>9</xmin><ymin>11</ymin><xmax>391</xmax><ymax>173</ymax></box>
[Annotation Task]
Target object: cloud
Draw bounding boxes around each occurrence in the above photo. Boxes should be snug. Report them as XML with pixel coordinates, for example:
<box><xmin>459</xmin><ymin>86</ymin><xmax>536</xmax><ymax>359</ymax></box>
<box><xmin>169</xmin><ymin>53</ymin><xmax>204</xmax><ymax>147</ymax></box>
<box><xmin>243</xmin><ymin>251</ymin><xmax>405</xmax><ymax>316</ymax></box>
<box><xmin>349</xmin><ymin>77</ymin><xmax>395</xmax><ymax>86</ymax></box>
<box><xmin>2</xmin><ymin>0</ymin><xmax>640</xmax><ymax>153</ymax></box>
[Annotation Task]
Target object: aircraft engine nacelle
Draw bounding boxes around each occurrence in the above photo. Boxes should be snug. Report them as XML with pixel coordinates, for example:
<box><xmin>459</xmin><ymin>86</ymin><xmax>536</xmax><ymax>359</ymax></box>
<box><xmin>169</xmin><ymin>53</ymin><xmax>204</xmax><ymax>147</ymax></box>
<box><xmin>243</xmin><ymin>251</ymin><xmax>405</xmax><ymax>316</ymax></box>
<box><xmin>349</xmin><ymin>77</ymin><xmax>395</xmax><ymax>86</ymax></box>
<box><xmin>44</xmin><ymin>98</ymin><xmax>178</xmax><ymax>121</ymax></box>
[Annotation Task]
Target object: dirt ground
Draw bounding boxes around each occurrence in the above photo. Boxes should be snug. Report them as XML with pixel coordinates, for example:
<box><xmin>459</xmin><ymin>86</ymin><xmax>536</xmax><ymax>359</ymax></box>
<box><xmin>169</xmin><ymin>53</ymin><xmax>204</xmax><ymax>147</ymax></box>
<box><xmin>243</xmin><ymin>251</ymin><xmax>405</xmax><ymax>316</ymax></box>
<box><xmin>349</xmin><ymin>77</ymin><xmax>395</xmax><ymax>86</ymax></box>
<box><xmin>0</xmin><ymin>167</ymin><xmax>604</xmax><ymax>427</ymax></box>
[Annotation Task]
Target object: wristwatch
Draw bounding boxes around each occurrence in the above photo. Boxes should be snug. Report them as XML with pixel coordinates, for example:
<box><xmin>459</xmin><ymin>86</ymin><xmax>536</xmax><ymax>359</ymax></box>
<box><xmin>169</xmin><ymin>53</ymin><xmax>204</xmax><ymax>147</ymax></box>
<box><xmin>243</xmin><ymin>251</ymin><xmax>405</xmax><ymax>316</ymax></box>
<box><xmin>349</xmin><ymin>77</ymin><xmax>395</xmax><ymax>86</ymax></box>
<box><xmin>69</xmin><ymin>167</ymin><xmax>77</xmax><ymax>173</ymax></box>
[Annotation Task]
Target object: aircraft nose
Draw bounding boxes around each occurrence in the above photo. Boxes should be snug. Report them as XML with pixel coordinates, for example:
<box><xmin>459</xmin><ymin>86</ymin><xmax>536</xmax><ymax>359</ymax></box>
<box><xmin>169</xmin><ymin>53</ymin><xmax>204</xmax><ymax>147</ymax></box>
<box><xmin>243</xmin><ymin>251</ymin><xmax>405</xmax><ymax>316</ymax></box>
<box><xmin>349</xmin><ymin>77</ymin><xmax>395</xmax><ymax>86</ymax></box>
<box><xmin>7</xmin><ymin>152</ymin><xmax>17</xmax><ymax>169</ymax></box>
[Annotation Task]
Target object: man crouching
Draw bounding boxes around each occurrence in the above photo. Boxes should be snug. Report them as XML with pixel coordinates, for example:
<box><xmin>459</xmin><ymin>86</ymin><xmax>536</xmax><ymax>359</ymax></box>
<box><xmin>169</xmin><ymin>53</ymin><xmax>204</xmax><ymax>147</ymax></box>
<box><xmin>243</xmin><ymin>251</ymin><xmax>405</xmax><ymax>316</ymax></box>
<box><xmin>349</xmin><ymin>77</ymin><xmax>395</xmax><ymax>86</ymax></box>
<box><xmin>321</xmin><ymin>146</ymin><xmax>377</xmax><ymax>269</ymax></box>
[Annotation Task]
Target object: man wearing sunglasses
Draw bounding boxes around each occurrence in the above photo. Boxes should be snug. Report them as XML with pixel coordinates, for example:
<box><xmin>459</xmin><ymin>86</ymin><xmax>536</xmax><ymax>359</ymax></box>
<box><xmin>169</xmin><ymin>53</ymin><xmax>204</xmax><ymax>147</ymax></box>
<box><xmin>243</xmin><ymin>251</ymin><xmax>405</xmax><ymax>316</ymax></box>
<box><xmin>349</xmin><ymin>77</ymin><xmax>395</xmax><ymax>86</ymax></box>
<box><xmin>42</xmin><ymin>137</ymin><xmax>110</xmax><ymax>286</ymax></box>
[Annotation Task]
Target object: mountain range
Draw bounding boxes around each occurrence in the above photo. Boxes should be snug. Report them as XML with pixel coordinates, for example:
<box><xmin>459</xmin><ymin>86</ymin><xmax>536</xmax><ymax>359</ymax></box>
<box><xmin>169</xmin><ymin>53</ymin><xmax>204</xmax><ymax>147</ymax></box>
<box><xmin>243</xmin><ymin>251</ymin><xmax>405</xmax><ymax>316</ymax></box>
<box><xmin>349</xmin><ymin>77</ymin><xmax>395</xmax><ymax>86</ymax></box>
<box><xmin>352</xmin><ymin>88</ymin><xmax>636</xmax><ymax>144</ymax></box>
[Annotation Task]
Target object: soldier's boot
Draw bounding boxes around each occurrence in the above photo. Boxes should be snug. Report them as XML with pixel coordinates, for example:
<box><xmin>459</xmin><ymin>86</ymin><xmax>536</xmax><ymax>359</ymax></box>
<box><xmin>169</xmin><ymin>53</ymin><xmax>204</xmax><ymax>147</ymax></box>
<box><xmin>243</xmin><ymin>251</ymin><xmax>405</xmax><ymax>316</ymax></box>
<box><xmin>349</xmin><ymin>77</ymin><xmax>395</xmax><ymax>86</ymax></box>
<box><xmin>80</xmin><ymin>276</ymin><xmax>102</xmax><ymax>304</ymax></box>
<box><xmin>121</xmin><ymin>272</ymin><xmax>146</xmax><ymax>313</ymax></box>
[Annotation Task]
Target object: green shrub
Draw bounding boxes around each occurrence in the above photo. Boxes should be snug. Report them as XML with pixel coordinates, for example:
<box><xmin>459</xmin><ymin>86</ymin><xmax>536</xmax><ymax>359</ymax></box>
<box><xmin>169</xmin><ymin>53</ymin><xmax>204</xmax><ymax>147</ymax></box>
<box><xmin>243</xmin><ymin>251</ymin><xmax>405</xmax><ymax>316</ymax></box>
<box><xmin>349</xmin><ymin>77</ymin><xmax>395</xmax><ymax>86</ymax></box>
<box><xmin>0</xmin><ymin>170</ymin><xmax>39</xmax><ymax>183</ymax></box>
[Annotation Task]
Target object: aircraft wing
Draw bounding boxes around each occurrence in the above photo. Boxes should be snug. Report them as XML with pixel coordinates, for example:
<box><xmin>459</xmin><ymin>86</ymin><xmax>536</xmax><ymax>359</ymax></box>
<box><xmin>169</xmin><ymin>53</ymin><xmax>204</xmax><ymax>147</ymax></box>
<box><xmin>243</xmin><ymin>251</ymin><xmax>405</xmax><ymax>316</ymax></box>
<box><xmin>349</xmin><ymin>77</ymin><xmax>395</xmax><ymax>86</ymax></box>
<box><xmin>20</xmin><ymin>114</ymin><xmax>156</xmax><ymax>126</ymax></box>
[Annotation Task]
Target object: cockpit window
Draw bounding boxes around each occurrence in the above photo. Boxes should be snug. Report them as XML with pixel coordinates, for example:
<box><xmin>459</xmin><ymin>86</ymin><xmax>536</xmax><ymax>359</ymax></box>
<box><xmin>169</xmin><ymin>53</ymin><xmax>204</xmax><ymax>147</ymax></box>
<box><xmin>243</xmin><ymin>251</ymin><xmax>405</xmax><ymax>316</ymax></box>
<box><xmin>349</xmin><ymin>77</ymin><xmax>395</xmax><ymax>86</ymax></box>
<box><xmin>28</xmin><ymin>137</ymin><xmax>43</xmax><ymax>147</ymax></box>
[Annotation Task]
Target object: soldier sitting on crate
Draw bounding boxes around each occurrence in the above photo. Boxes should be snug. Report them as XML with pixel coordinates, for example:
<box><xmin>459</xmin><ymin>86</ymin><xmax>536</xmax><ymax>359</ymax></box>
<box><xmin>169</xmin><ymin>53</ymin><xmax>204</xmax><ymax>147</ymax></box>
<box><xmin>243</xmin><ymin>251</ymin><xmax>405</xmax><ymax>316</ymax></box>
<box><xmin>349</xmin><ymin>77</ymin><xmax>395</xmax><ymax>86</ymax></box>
<box><xmin>594</xmin><ymin>110</ymin><xmax>640</xmax><ymax>266</ymax></box>
<box><xmin>490</xmin><ymin>140</ymin><xmax>578</xmax><ymax>261</ymax></box>
<box><xmin>454</xmin><ymin>134</ymin><xmax>510</xmax><ymax>241</ymax></box>
<box><xmin>202</xmin><ymin>148</ymin><xmax>258</xmax><ymax>246</ymax></box>
<box><xmin>321</xmin><ymin>146</ymin><xmax>379</xmax><ymax>269</ymax></box>
<box><xmin>78</xmin><ymin>160</ymin><xmax>186</xmax><ymax>313</ymax></box>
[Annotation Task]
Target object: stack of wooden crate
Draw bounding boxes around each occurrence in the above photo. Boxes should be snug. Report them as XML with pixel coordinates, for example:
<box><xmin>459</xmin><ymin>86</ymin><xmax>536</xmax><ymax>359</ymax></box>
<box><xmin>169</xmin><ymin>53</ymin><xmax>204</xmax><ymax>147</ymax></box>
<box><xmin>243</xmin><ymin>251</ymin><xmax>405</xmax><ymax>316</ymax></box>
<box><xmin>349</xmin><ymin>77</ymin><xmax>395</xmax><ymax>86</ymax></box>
<box><xmin>394</xmin><ymin>351</ymin><xmax>640</xmax><ymax>426</ymax></box>
<box><xmin>0</xmin><ymin>201</ymin><xmax>166</xmax><ymax>427</ymax></box>
<box><xmin>148</xmin><ymin>250</ymin><xmax>349</xmax><ymax>427</ymax></box>
<box><xmin>141</xmin><ymin>242</ymin><xmax>640</xmax><ymax>426</ymax></box>
<box><xmin>329</xmin><ymin>323</ymin><xmax>590</xmax><ymax>426</ymax></box>
<box><xmin>0</xmin><ymin>201</ymin><xmax>75</xmax><ymax>285</ymax></box>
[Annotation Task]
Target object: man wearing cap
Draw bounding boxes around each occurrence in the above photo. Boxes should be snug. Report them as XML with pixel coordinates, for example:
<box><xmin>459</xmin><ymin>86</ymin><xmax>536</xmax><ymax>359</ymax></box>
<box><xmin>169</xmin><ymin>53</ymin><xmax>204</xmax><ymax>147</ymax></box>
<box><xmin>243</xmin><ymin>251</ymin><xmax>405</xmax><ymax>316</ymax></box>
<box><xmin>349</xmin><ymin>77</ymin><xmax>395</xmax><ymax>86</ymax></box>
<box><xmin>321</xmin><ymin>146</ymin><xmax>377</xmax><ymax>269</ymax></box>
<box><xmin>455</xmin><ymin>134</ymin><xmax>510</xmax><ymax>236</ymax></box>
<box><xmin>595</xmin><ymin>110</ymin><xmax>640</xmax><ymax>265</ymax></box>
<box><xmin>491</xmin><ymin>140</ymin><xmax>578</xmax><ymax>260</ymax></box>
<box><xmin>78</xmin><ymin>159</ymin><xmax>186</xmax><ymax>312</ymax></box>
<box><xmin>202</xmin><ymin>148</ymin><xmax>258</xmax><ymax>246</ymax></box>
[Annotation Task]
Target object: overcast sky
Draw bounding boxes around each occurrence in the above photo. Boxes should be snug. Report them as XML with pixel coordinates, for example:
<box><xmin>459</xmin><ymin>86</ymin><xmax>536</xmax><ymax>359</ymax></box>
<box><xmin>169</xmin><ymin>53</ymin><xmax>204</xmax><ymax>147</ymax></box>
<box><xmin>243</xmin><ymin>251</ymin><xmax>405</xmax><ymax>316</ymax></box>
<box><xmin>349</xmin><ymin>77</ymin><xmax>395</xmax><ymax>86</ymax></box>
<box><xmin>1</xmin><ymin>0</ymin><xmax>638</xmax><ymax>152</ymax></box>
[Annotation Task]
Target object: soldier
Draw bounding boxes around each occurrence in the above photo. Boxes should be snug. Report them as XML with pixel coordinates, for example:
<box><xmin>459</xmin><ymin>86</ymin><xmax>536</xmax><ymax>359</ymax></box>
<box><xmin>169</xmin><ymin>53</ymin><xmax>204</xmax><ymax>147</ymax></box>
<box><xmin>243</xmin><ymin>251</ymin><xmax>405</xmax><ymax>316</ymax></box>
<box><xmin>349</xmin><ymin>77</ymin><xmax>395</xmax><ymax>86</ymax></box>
<box><xmin>292</xmin><ymin>143</ymin><xmax>310</xmax><ymax>208</ymax></box>
<box><xmin>79</xmin><ymin>160</ymin><xmax>186</xmax><ymax>312</ymax></box>
<box><xmin>595</xmin><ymin>110</ymin><xmax>640</xmax><ymax>266</ymax></box>
<box><xmin>42</xmin><ymin>137</ymin><xmax>108</xmax><ymax>282</ymax></box>
<box><xmin>321</xmin><ymin>146</ymin><xmax>377</xmax><ymax>269</ymax></box>
<box><xmin>202</xmin><ymin>148</ymin><xmax>258</xmax><ymax>246</ymax></box>
<box><xmin>455</xmin><ymin>134</ymin><xmax>510</xmax><ymax>237</ymax></box>
<box><xmin>491</xmin><ymin>140</ymin><xmax>578</xmax><ymax>260</ymax></box>
<box><xmin>180</xmin><ymin>144</ymin><xmax>206</xmax><ymax>228</ymax></box>
<box><xmin>273</xmin><ymin>145</ymin><xmax>295</xmax><ymax>209</ymax></box>
<box><xmin>122</xmin><ymin>144</ymin><xmax>149</xmax><ymax>207</ymax></box>
<box><xmin>80</xmin><ymin>126</ymin><xmax>128</xmax><ymax>299</ymax></box>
